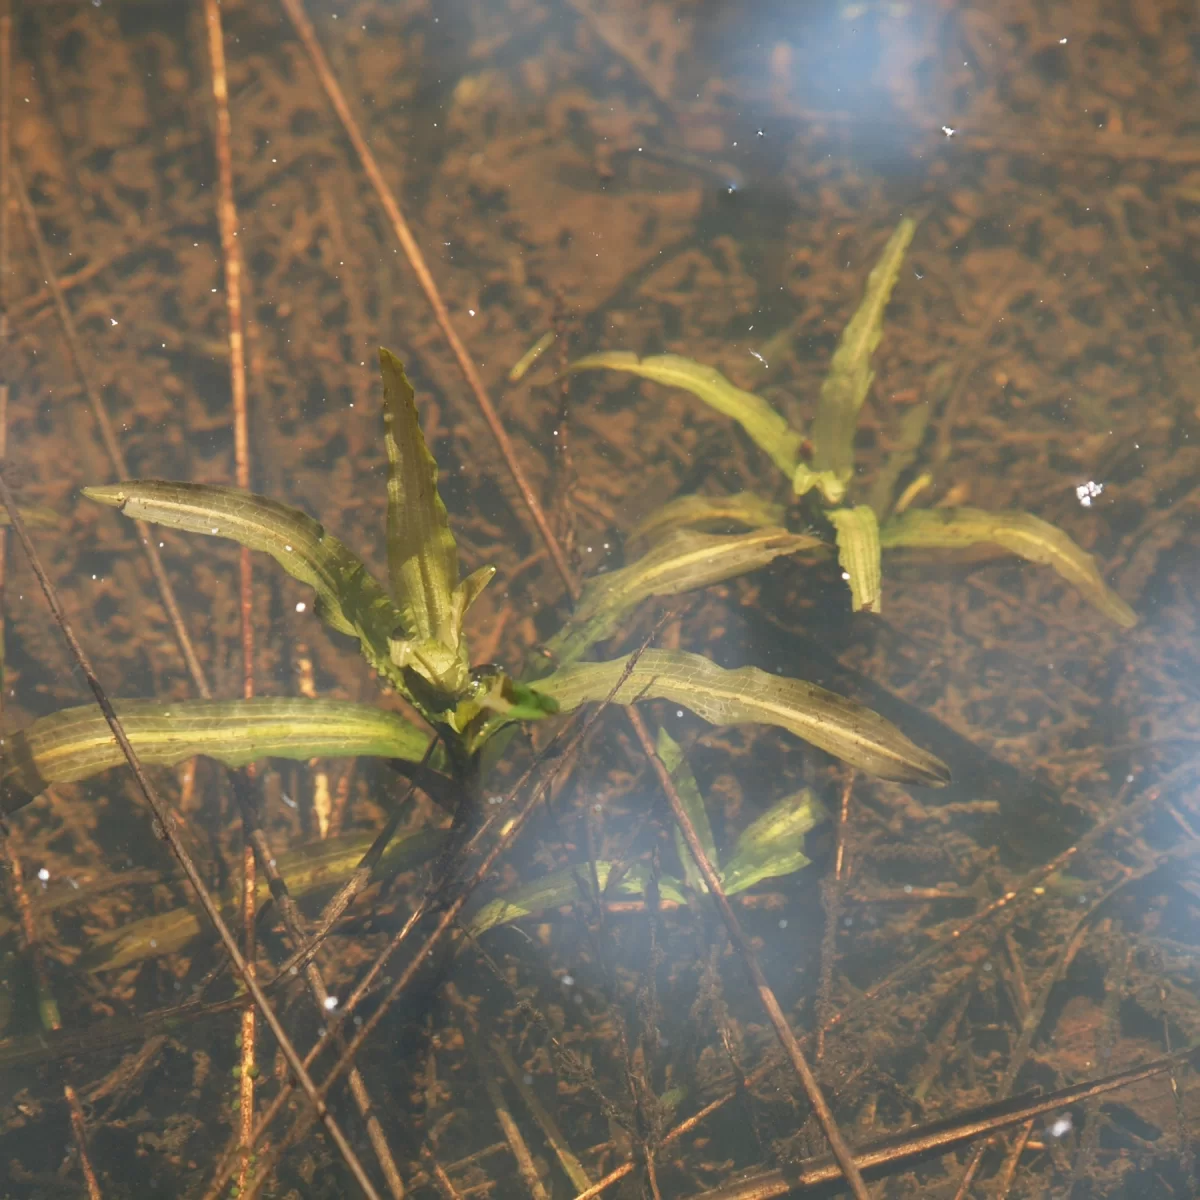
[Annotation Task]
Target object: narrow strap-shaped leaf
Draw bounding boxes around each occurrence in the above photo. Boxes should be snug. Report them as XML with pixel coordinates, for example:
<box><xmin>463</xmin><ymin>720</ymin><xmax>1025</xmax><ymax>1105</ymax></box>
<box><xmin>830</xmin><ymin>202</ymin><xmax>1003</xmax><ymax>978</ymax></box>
<box><xmin>536</xmin><ymin>649</ymin><xmax>950</xmax><ymax>786</ymax></box>
<box><xmin>720</xmin><ymin>789</ymin><xmax>824</xmax><ymax>896</ymax></box>
<box><xmin>656</xmin><ymin>726</ymin><xmax>718</xmax><ymax>891</ymax></box>
<box><xmin>0</xmin><ymin>697</ymin><xmax>432</xmax><ymax>815</ymax></box>
<box><xmin>83</xmin><ymin>825</ymin><xmax>446</xmax><ymax>973</ymax></box>
<box><xmin>809</xmin><ymin>217</ymin><xmax>916</xmax><ymax>498</ymax></box>
<box><xmin>544</xmin><ymin>527</ymin><xmax>825</xmax><ymax>668</ymax></box>
<box><xmin>830</xmin><ymin>505</ymin><xmax>883</xmax><ymax>613</ymax></box>
<box><xmin>880</xmin><ymin>506</ymin><xmax>1136</xmax><ymax>627</ymax></box>
<box><xmin>83</xmin><ymin>480</ymin><xmax>406</xmax><ymax>687</ymax></box>
<box><xmin>629</xmin><ymin>492</ymin><xmax>786</xmax><ymax>549</ymax></box>
<box><xmin>379</xmin><ymin>348</ymin><xmax>461</xmax><ymax>650</ymax></box>
<box><xmin>569</xmin><ymin>351</ymin><xmax>805</xmax><ymax>478</ymax></box>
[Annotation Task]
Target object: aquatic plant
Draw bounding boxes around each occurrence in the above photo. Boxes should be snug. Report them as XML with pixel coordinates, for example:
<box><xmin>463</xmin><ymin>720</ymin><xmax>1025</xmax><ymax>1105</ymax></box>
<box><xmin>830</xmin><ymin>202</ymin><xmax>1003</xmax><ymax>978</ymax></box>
<box><xmin>0</xmin><ymin>348</ymin><xmax>947</xmax><ymax>974</ymax></box>
<box><xmin>567</xmin><ymin>217</ymin><xmax>1137</xmax><ymax>628</ymax></box>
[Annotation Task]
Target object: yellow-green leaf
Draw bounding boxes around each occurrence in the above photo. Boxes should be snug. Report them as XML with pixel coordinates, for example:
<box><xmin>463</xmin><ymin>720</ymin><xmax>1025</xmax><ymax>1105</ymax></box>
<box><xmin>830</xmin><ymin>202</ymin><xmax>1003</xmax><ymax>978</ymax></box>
<box><xmin>544</xmin><ymin>528</ymin><xmax>824</xmax><ymax>668</ymax></box>
<box><xmin>536</xmin><ymin>649</ymin><xmax>950</xmax><ymax>786</ymax></box>
<box><xmin>569</xmin><ymin>351</ymin><xmax>805</xmax><ymax>478</ymax></box>
<box><xmin>83</xmin><ymin>481</ymin><xmax>406</xmax><ymax>690</ymax></box>
<box><xmin>379</xmin><ymin>348</ymin><xmax>477</xmax><ymax>696</ymax></box>
<box><xmin>880</xmin><ymin>506</ymin><xmax>1136</xmax><ymax>627</ymax></box>
<box><xmin>0</xmin><ymin>698</ymin><xmax>432</xmax><ymax>816</ymax></box>
<box><xmin>656</xmin><ymin>727</ymin><xmax>718</xmax><ymax>892</ymax></box>
<box><xmin>629</xmin><ymin>492</ymin><xmax>786</xmax><ymax>549</ymax></box>
<box><xmin>791</xmin><ymin>463</ymin><xmax>846</xmax><ymax>505</ymax></box>
<box><xmin>829</xmin><ymin>505</ymin><xmax>882</xmax><ymax>613</ymax></box>
<box><xmin>809</xmin><ymin>217</ymin><xmax>916</xmax><ymax>495</ymax></box>
<box><xmin>721</xmin><ymin>790</ymin><xmax>825</xmax><ymax>896</ymax></box>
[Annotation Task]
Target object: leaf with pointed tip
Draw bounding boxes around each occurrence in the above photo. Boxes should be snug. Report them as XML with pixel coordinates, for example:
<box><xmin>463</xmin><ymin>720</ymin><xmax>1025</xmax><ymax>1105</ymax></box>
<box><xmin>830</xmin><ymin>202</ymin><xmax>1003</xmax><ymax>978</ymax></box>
<box><xmin>629</xmin><ymin>492</ymin><xmax>786</xmax><ymax>549</ymax></box>
<box><xmin>379</xmin><ymin>348</ymin><xmax>479</xmax><ymax>696</ymax></box>
<box><xmin>830</xmin><ymin>505</ymin><xmax>882</xmax><ymax>613</ymax></box>
<box><xmin>656</xmin><ymin>726</ymin><xmax>718</xmax><ymax>892</ymax></box>
<box><xmin>809</xmin><ymin>218</ymin><xmax>916</xmax><ymax>495</ymax></box>
<box><xmin>0</xmin><ymin>697</ymin><xmax>432</xmax><ymax>816</ymax></box>
<box><xmin>544</xmin><ymin>528</ymin><xmax>824</xmax><ymax>668</ymax></box>
<box><xmin>880</xmin><ymin>506</ymin><xmax>1137</xmax><ymax>627</ymax></box>
<box><xmin>83</xmin><ymin>480</ymin><xmax>408</xmax><ymax>690</ymax></box>
<box><xmin>569</xmin><ymin>351</ymin><xmax>805</xmax><ymax>478</ymax></box>
<box><xmin>535</xmin><ymin>649</ymin><xmax>950</xmax><ymax>786</ymax></box>
<box><xmin>721</xmin><ymin>790</ymin><xmax>824</xmax><ymax>896</ymax></box>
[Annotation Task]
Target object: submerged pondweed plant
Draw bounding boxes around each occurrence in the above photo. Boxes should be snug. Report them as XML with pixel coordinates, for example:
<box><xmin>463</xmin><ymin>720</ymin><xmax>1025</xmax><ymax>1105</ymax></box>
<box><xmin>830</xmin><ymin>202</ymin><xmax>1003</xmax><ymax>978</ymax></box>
<box><xmin>0</xmin><ymin>347</ymin><xmax>947</xmax><ymax>976</ymax></box>
<box><xmin>568</xmin><ymin>217</ymin><xmax>1137</xmax><ymax>628</ymax></box>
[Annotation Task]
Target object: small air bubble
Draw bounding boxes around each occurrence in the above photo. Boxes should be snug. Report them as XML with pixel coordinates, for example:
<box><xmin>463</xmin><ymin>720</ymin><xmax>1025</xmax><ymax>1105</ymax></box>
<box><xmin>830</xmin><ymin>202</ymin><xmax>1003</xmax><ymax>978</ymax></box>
<box><xmin>37</xmin><ymin>867</ymin><xmax>49</xmax><ymax>882</ymax></box>
<box><xmin>323</xmin><ymin>996</ymin><xmax>338</xmax><ymax>1010</ymax></box>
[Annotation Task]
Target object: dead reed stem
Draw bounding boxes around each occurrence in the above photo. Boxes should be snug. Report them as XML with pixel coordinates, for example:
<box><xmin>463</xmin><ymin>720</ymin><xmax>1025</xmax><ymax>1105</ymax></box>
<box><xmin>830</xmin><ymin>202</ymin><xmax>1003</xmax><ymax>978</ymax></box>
<box><xmin>201</xmin><ymin>0</ymin><xmax>259</xmax><ymax>1185</ymax></box>
<box><xmin>64</xmin><ymin>1083</ymin><xmax>103</xmax><ymax>1200</ymax></box>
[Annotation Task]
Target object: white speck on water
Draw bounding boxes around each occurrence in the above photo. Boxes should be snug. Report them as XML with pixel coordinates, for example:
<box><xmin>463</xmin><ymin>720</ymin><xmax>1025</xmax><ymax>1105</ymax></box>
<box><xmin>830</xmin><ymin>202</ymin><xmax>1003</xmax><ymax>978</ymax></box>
<box><xmin>295</xmin><ymin>602</ymin><xmax>307</xmax><ymax>613</ymax></box>
<box><xmin>323</xmin><ymin>996</ymin><xmax>339</xmax><ymax>1010</ymax></box>
<box><xmin>562</xmin><ymin>974</ymin><xmax>574</xmax><ymax>987</ymax></box>
<box><xmin>778</xmin><ymin>918</ymin><xmax>788</xmax><ymax>929</ymax></box>
<box><xmin>1075</xmin><ymin>480</ymin><xmax>1103</xmax><ymax>507</ymax></box>
<box><xmin>281</xmin><ymin>793</ymin><xmax>297</xmax><ymax>809</ymax></box>
<box><xmin>1049</xmin><ymin>1114</ymin><xmax>1072</xmax><ymax>1137</ymax></box>
<box><xmin>37</xmin><ymin>867</ymin><xmax>49</xmax><ymax>882</ymax></box>
<box><xmin>284</xmin><ymin>545</ymin><xmax>293</xmax><ymax>552</ymax></box>
<box><xmin>676</xmin><ymin>709</ymin><xmax>684</xmax><ymax>718</ymax></box>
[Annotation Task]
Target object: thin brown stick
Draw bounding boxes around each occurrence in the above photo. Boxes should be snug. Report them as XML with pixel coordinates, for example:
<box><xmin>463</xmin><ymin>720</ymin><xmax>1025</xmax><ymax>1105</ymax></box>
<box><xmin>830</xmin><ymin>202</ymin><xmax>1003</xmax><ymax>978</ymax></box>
<box><xmin>65</xmin><ymin>1083</ymin><xmax>103</xmax><ymax>1200</ymax></box>
<box><xmin>277</xmin><ymin>0</ymin><xmax>578</xmax><ymax>599</ymax></box>
<box><xmin>624</xmin><ymin>706</ymin><xmax>871</xmax><ymax>1200</ymax></box>
<box><xmin>10</xmin><ymin>165</ymin><xmax>212</xmax><ymax>698</ymax></box>
<box><xmin>481</xmin><ymin>1049</ymin><xmax>550</xmax><ymax>1200</ymax></box>
<box><xmin>0</xmin><ymin>470</ymin><xmax>380</xmax><ymax>1200</ymax></box>
<box><xmin>993</xmin><ymin>1119</ymin><xmax>1034</xmax><ymax>1199</ymax></box>
<box><xmin>817</xmin><ymin>771</ymin><xmax>853</xmax><ymax>1058</ymax></box>
<box><xmin>202</xmin><ymin>0</ymin><xmax>258</xmax><ymax>1183</ymax></box>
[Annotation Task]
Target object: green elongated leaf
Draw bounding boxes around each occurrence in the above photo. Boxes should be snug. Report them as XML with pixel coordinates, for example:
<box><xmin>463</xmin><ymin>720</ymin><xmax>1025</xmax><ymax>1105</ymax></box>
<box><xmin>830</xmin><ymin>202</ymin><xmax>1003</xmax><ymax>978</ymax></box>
<box><xmin>467</xmin><ymin>861</ymin><xmax>689</xmax><ymax>938</ymax></box>
<box><xmin>656</xmin><ymin>726</ymin><xmax>718</xmax><ymax>892</ymax></box>
<box><xmin>808</xmin><ymin>217</ymin><xmax>916</xmax><ymax>500</ymax></box>
<box><xmin>83</xmin><ymin>825</ymin><xmax>446</xmax><ymax>973</ymax></box>
<box><xmin>83</xmin><ymin>480</ymin><xmax>407</xmax><ymax>691</ymax></box>
<box><xmin>380</xmin><ymin>348</ymin><xmax>488</xmax><ymax>698</ymax></box>
<box><xmin>829</xmin><ymin>505</ymin><xmax>882</xmax><ymax>613</ymax></box>
<box><xmin>880</xmin><ymin>506</ymin><xmax>1137</xmax><ymax>627</ymax></box>
<box><xmin>721</xmin><ymin>790</ymin><xmax>825</xmax><ymax>896</ymax></box>
<box><xmin>0</xmin><ymin>698</ymin><xmax>432</xmax><ymax>815</ymax></box>
<box><xmin>536</xmin><ymin>649</ymin><xmax>950</xmax><ymax>786</ymax></box>
<box><xmin>544</xmin><ymin>528</ymin><xmax>825</xmax><ymax>668</ymax></box>
<box><xmin>569</xmin><ymin>352</ymin><xmax>805</xmax><ymax>478</ymax></box>
<box><xmin>629</xmin><ymin>492</ymin><xmax>786</xmax><ymax>549</ymax></box>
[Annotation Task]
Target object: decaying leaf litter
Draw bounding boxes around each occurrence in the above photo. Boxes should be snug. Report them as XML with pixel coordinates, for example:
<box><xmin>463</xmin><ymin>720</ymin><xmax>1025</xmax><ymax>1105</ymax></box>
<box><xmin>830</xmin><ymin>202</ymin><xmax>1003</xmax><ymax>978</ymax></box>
<box><xmin>1</xmin><ymin>0</ymin><xmax>1199</xmax><ymax>1197</ymax></box>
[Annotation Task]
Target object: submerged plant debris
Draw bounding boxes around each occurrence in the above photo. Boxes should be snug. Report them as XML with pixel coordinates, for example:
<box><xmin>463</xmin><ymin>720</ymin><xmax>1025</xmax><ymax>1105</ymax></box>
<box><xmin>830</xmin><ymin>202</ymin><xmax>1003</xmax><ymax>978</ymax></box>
<box><xmin>0</xmin><ymin>1</ymin><xmax>1198</xmax><ymax>1198</ymax></box>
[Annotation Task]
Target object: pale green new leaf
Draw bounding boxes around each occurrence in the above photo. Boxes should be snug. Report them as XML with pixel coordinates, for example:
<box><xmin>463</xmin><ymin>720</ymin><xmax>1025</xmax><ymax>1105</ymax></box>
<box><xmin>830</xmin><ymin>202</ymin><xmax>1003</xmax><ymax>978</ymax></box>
<box><xmin>380</xmin><ymin>348</ymin><xmax>485</xmax><ymax>697</ymax></box>
<box><xmin>83</xmin><ymin>481</ymin><xmax>406</xmax><ymax>689</ymax></box>
<box><xmin>0</xmin><ymin>698</ymin><xmax>432</xmax><ymax>816</ymax></box>
<box><xmin>809</xmin><ymin>217</ymin><xmax>916</xmax><ymax>496</ymax></box>
<box><xmin>569</xmin><ymin>351</ymin><xmax>805</xmax><ymax>478</ymax></box>
<box><xmin>629</xmin><ymin>492</ymin><xmax>786</xmax><ymax>549</ymax></box>
<box><xmin>536</xmin><ymin>649</ymin><xmax>950</xmax><ymax>786</ymax></box>
<box><xmin>792</xmin><ymin>463</ymin><xmax>847</xmax><ymax>505</ymax></box>
<box><xmin>656</xmin><ymin>726</ymin><xmax>718</xmax><ymax>892</ymax></box>
<box><xmin>467</xmin><ymin>861</ymin><xmax>689</xmax><ymax>938</ymax></box>
<box><xmin>720</xmin><ymin>789</ymin><xmax>825</xmax><ymax>896</ymax></box>
<box><xmin>545</xmin><ymin>527</ymin><xmax>825</xmax><ymax>668</ymax></box>
<box><xmin>829</xmin><ymin>505</ymin><xmax>882</xmax><ymax>613</ymax></box>
<box><xmin>880</xmin><ymin>506</ymin><xmax>1136</xmax><ymax>627</ymax></box>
